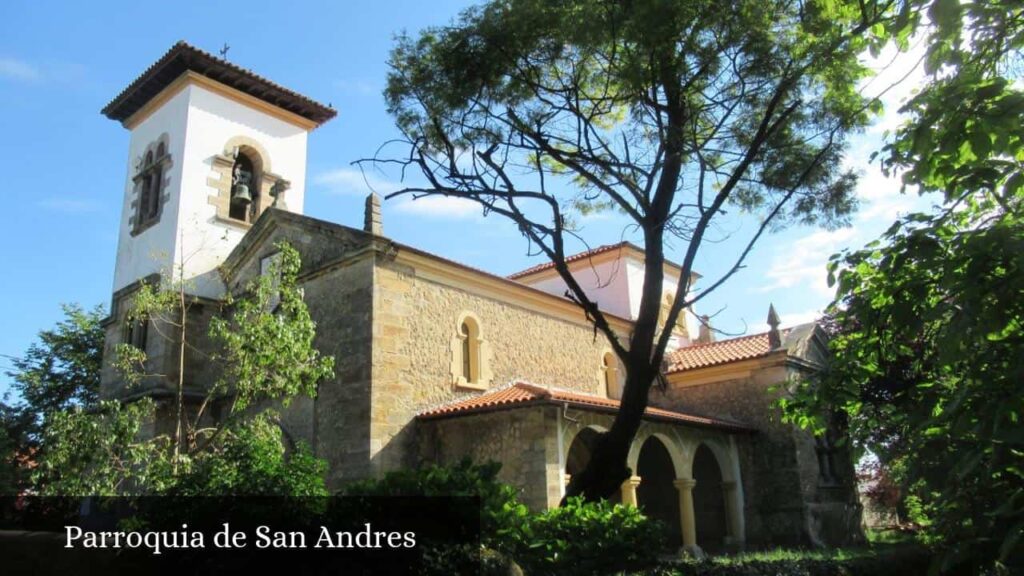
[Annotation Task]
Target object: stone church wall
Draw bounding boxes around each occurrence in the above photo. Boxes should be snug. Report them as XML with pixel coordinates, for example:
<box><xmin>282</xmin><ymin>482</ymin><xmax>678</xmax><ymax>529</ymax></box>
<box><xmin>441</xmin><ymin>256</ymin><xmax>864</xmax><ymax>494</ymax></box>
<box><xmin>661</xmin><ymin>363</ymin><xmax>862</xmax><ymax>547</ymax></box>
<box><xmin>369</xmin><ymin>253</ymin><xmax>620</xmax><ymax>480</ymax></box>
<box><xmin>417</xmin><ymin>406</ymin><xmax>560</xmax><ymax>511</ymax></box>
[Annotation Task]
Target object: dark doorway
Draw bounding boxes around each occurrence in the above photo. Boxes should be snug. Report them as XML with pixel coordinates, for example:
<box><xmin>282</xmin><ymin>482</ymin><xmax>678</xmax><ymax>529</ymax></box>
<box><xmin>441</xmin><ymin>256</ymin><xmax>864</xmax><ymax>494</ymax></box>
<box><xmin>636</xmin><ymin>436</ymin><xmax>681</xmax><ymax>548</ymax></box>
<box><xmin>692</xmin><ymin>443</ymin><xmax>727</xmax><ymax>551</ymax></box>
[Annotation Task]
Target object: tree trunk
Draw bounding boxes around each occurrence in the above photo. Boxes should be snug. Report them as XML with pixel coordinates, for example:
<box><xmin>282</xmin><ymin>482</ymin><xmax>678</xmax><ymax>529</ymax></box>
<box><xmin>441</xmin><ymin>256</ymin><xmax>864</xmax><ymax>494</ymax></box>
<box><xmin>562</xmin><ymin>365</ymin><xmax>653</xmax><ymax>503</ymax></box>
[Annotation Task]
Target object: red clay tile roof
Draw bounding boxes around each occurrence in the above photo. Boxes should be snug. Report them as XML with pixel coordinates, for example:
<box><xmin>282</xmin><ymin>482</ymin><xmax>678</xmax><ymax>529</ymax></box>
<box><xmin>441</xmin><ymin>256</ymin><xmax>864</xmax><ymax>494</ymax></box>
<box><xmin>665</xmin><ymin>329</ymin><xmax>790</xmax><ymax>373</ymax></box>
<box><xmin>102</xmin><ymin>41</ymin><xmax>336</xmax><ymax>126</ymax></box>
<box><xmin>417</xmin><ymin>382</ymin><xmax>754</xmax><ymax>432</ymax></box>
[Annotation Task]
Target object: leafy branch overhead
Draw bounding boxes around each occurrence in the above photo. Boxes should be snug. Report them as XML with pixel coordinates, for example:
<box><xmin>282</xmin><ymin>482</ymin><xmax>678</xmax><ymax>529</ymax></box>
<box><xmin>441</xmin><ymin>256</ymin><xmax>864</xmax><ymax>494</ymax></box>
<box><xmin>370</xmin><ymin>0</ymin><xmax>899</xmax><ymax>500</ymax></box>
<box><xmin>209</xmin><ymin>243</ymin><xmax>335</xmax><ymax>414</ymax></box>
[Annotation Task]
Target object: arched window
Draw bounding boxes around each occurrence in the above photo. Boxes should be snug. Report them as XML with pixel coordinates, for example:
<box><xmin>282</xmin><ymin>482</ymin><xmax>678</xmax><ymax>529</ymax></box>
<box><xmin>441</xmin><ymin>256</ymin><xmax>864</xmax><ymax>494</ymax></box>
<box><xmin>458</xmin><ymin>318</ymin><xmax>480</xmax><ymax>384</ymax></box>
<box><xmin>601</xmin><ymin>351</ymin><xmax>619</xmax><ymax>398</ymax></box>
<box><xmin>122</xmin><ymin>313</ymin><xmax>148</xmax><ymax>352</ymax></box>
<box><xmin>229</xmin><ymin>152</ymin><xmax>257</xmax><ymax>222</ymax></box>
<box><xmin>460</xmin><ymin>321</ymin><xmax>473</xmax><ymax>381</ymax></box>
<box><xmin>451</xmin><ymin>312</ymin><xmax>490</xmax><ymax>390</ymax></box>
<box><xmin>139</xmin><ymin>152</ymin><xmax>154</xmax><ymax>222</ymax></box>
<box><xmin>147</xmin><ymin>163</ymin><xmax>162</xmax><ymax>219</ymax></box>
<box><xmin>133</xmin><ymin>142</ymin><xmax>169</xmax><ymax>233</ymax></box>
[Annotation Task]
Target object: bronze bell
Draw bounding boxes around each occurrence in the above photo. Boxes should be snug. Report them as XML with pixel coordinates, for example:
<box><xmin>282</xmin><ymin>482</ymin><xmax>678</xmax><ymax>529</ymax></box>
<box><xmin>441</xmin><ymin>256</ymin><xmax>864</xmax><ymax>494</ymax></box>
<box><xmin>231</xmin><ymin>182</ymin><xmax>252</xmax><ymax>204</ymax></box>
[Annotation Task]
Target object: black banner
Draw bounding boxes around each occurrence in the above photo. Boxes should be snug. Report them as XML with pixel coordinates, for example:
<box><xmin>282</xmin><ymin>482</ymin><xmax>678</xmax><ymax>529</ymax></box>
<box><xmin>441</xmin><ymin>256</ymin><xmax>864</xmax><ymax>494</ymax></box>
<box><xmin>0</xmin><ymin>496</ymin><xmax>481</xmax><ymax>575</ymax></box>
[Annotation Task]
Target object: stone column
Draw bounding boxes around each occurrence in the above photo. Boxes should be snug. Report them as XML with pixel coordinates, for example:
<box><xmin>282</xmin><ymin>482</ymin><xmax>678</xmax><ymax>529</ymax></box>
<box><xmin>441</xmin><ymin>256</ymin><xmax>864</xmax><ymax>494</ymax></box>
<box><xmin>674</xmin><ymin>478</ymin><xmax>698</xmax><ymax>551</ymax></box>
<box><xmin>620</xmin><ymin>475</ymin><xmax>642</xmax><ymax>507</ymax></box>
<box><xmin>722</xmin><ymin>480</ymin><xmax>739</xmax><ymax>545</ymax></box>
<box><xmin>564</xmin><ymin>474</ymin><xmax>572</xmax><ymax>487</ymax></box>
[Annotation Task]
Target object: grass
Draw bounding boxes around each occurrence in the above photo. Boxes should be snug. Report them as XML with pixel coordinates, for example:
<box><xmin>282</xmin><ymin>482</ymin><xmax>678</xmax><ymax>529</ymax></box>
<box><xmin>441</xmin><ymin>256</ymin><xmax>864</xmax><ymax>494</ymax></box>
<box><xmin>865</xmin><ymin>527</ymin><xmax>918</xmax><ymax>545</ymax></box>
<box><xmin>636</xmin><ymin>540</ymin><xmax>932</xmax><ymax>576</ymax></box>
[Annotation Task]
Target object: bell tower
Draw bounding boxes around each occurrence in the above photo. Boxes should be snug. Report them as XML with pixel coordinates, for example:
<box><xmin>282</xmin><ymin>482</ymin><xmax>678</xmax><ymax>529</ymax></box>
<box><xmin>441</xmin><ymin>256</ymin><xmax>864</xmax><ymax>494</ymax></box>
<box><xmin>102</xmin><ymin>41</ymin><xmax>335</xmax><ymax>298</ymax></box>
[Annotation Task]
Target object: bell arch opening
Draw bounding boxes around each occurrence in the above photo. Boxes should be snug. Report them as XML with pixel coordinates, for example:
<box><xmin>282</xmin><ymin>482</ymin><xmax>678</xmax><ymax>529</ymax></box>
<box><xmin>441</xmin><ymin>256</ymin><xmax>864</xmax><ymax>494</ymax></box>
<box><xmin>229</xmin><ymin>151</ymin><xmax>259</xmax><ymax>222</ymax></box>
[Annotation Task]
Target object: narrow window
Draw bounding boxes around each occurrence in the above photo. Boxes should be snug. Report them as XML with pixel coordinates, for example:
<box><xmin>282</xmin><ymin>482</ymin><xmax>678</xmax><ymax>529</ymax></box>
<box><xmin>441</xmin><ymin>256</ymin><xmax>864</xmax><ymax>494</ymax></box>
<box><xmin>134</xmin><ymin>145</ymin><xmax>167</xmax><ymax>231</ymax></box>
<box><xmin>139</xmin><ymin>151</ymin><xmax>154</xmax><ymax>223</ymax></box>
<box><xmin>123</xmin><ymin>315</ymin><xmax>147</xmax><ymax>351</ymax></box>
<box><xmin>148</xmin><ymin>164</ymin><xmax>162</xmax><ymax>219</ymax></box>
<box><xmin>135</xmin><ymin>315</ymin><xmax>148</xmax><ymax>352</ymax></box>
<box><xmin>460</xmin><ymin>321</ymin><xmax>473</xmax><ymax>382</ymax></box>
<box><xmin>601</xmin><ymin>352</ymin><xmax>618</xmax><ymax>398</ymax></box>
<box><xmin>123</xmin><ymin>318</ymin><xmax>135</xmax><ymax>346</ymax></box>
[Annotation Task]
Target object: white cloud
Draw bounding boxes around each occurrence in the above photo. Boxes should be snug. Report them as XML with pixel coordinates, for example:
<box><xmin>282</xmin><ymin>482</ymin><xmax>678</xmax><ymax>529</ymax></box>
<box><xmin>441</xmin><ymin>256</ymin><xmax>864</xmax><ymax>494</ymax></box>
<box><xmin>0</xmin><ymin>57</ymin><xmax>41</xmax><ymax>82</ymax></box>
<box><xmin>313</xmin><ymin>167</ymin><xmax>399</xmax><ymax>196</ymax></box>
<box><xmin>394</xmin><ymin>196</ymin><xmax>482</xmax><ymax>220</ymax></box>
<box><xmin>755</xmin><ymin>227</ymin><xmax>856</xmax><ymax>297</ymax></box>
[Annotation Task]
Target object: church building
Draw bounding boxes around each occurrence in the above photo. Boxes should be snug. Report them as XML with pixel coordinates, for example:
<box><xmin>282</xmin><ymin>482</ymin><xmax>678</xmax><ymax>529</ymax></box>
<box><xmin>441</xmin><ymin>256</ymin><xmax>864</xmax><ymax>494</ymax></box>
<box><xmin>98</xmin><ymin>42</ymin><xmax>863</xmax><ymax>553</ymax></box>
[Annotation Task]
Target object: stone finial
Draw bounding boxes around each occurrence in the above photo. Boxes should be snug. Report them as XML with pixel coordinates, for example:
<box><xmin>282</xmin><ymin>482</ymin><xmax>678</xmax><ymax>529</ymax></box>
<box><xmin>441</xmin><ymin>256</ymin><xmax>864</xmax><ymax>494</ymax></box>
<box><xmin>697</xmin><ymin>315</ymin><xmax>714</xmax><ymax>344</ymax></box>
<box><xmin>364</xmin><ymin>193</ymin><xmax>383</xmax><ymax>235</ymax></box>
<box><xmin>767</xmin><ymin>303</ymin><xmax>782</xmax><ymax>349</ymax></box>
<box><xmin>270</xmin><ymin>179</ymin><xmax>290</xmax><ymax>208</ymax></box>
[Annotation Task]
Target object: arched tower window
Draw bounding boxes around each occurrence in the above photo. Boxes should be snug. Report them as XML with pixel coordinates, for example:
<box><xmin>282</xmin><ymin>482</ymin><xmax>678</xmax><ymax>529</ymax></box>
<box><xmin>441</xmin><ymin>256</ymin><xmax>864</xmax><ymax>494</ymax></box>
<box><xmin>229</xmin><ymin>152</ymin><xmax>257</xmax><ymax>222</ymax></box>
<box><xmin>133</xmin><ymin>141</ymin><xmax>169</xmax><ymax>235</ymax></box>
<box><xmin>147</xmin><ymin>155</ymin><xmax>162</xmax><ymax>220</ymax></box>
<box><xmin>139</xmin><ymin>152</ymin><xmax>154</xmax><ymax>221</ymax></box>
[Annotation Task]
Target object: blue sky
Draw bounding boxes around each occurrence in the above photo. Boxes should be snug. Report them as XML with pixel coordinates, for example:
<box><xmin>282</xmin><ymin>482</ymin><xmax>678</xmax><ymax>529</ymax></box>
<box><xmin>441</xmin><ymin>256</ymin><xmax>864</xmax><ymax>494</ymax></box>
<box><xmin>0</xmin><ymin>1</ymin><xmax>931</xmax><ymax>396</ymax></box>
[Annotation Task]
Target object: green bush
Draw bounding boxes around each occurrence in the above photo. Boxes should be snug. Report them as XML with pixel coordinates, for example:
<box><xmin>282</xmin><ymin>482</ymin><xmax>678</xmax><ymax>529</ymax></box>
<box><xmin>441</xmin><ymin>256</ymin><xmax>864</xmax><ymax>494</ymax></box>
<box><xmin>513</xmin><ymin>496</ymin><xmax>666</xmax><ymax>576</ymax></box>
<box><xmin>168</xmin><ymin>414</ymin><xmax>328</xmax><ymax>497</ymax></box>
<box><xmin>343</xmin><ymin>457</ymin><xmax>528</xmax><ymax>551</ymax></box>
<box><xmin>345</xmin><ymin>461</ymin><xmax>669</xmax><ymax>575</ymax></box>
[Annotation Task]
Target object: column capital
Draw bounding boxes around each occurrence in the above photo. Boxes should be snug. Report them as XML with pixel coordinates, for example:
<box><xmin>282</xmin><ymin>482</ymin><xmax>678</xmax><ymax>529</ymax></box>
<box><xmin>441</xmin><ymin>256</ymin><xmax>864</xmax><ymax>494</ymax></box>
<box><xmin>674</xmin><ymin>478</ymin><xmax>697</xmax><ymax>490</ymax></box>
<box><xmin>624</xmin><ymin>475</ymin><xmax>642</xmax><ymax>488</ymax></box>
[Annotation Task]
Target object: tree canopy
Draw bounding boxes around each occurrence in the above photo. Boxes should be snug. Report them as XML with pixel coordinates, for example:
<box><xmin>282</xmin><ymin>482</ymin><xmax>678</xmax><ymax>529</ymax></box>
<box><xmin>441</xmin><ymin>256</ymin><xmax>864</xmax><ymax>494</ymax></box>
<box><xmin>1</xmin><ymin>303</ymin><xmax>104</xmax><ymax>493</ymax></box>
<box><xmin>782</xmin><ymin>0</ymin><xmax>1024</xmax><ymax>571</ymax></box>
<box><xmin>374</xmin><ymin>0</ymin><xmax>898</xmax><ymax>499</ymax></box>
<box><xmin>34</xmin><ymin>241</ymin><xmax>334</xmax><ymax>497</ymax></box>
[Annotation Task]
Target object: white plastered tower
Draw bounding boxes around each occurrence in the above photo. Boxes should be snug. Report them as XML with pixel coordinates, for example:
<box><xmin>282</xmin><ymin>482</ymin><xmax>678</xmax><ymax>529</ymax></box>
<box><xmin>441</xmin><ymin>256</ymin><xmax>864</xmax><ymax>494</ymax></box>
<box><xmin>103</xmin><ymin>42</ymin><xmax>335</xmax><ymax>299</ymax></box>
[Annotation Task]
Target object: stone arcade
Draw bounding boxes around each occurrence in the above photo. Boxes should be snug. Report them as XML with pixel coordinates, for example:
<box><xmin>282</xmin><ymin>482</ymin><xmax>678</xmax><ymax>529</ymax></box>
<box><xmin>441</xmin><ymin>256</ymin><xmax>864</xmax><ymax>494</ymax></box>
<box><xmin>99</xmin><ymin>43</ymin><xmax>863</xmax><ymax>553</ymax></box>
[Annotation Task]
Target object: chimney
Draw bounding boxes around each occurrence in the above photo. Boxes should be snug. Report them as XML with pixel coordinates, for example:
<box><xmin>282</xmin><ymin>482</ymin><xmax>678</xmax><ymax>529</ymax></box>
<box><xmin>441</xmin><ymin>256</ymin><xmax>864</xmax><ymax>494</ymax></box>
<box><xmin>767</xmin><ymin>303</ymin><xmax>782</xmax><ymax>349</ymax></box>
<box><xmin>364</xmin><ymin>193</ymin><xmax>383</xmax><ymax>235</ymax></box>
<box><xmin>697</xmin><ymin>315</ymin><xmax>715</xmax><ymax>344</ymax></box>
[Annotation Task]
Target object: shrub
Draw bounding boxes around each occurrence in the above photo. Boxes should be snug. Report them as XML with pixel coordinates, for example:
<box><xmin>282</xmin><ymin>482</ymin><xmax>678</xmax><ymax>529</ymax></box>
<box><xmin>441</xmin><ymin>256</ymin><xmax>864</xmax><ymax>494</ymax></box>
<box><xmin>343</xmin><ymin>457</ymin><xmax>528</xmax><ymax>551</ymax></box>
<box><xmin>513</xmin><ymin>496</ymin><xmax>666</xmax><ymax>576</ymax></box>
<box><xmin>345</xmin><ymin>461</ymin><xmax>669</xmax><ymax>575</ymax></box>
<box><xmin>168</xmin><ymin>414</ymin><xmax>327</xmax><ymax>497</ymax></box>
